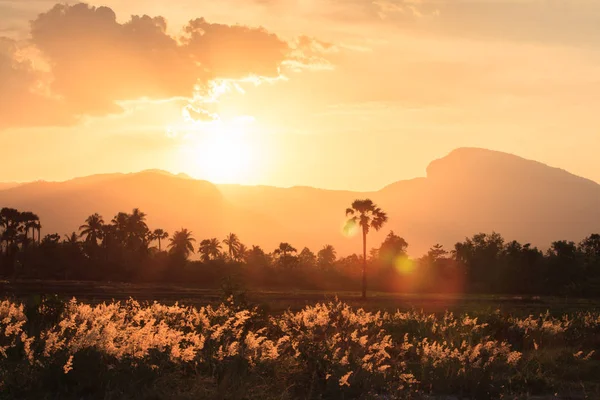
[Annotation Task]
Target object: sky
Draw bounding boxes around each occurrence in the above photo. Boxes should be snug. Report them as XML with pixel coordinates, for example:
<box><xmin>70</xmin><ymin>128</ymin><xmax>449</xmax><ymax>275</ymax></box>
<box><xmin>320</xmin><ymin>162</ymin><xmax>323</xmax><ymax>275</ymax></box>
<box><xmin>1</xmin><ymin>0</ymin><xmax>600</xmax><ymax>191</ymax></box>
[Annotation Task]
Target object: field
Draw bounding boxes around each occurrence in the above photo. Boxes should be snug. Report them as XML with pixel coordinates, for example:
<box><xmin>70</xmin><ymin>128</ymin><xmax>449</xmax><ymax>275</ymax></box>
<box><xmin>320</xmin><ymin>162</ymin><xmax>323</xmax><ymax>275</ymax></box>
<box><xmin>3</xmin><ymin>279</ymin><xmax>600</xmax><ymax>315</ymax></box>
<box><xmin>1</xmin><ymin>280</ymin><xmax>600</xmax><ymax>399</ymax></box>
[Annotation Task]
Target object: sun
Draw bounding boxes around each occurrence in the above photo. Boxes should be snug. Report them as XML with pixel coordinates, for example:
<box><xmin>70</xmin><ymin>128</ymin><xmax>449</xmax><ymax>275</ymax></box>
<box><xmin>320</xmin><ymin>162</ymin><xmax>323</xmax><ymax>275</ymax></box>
<box><xmin>177</xmin><ymin>117</ymin><xmax>260</xmax><ymax>184</ymax></box>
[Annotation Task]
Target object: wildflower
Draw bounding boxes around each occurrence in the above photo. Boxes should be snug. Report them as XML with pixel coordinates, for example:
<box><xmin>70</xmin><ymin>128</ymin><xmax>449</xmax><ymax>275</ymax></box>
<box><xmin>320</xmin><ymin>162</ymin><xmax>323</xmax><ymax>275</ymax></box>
<box><xmin>507</xmin><ymin>351</ymin><xmax>522</xmax><ymax>366</ymax></box>
<box><xmin>339</xmin><ymin>371</ymin><xmax>352</xmax><ymax>387</ymax></box>
<box><xmin>63</xmin><ymin>355</ymin><xmax>74</xmax><ymax>374</ymax></box>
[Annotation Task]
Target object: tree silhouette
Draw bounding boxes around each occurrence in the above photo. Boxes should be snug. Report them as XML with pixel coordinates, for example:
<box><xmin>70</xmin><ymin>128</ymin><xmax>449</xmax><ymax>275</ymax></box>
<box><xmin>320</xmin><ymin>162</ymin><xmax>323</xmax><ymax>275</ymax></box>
<box><xmin>1</xmin><ymin>208</ymin><xmax>24</xmax><ymax>255</ymax></box>
<box><xmin>246</xmin><ymin>245</ymin><xmax>270</xmax><ymax>267</ymax></box>
<box><xmin>110</xmin><ymin>209</ymin><xmax>150</xmax><ymax>251</ymax></box>
<box><xmin>168</xmin><ymin>229</ymin><xmax>196</xmax><ymax>259</ymax></box>
<box><xmin>425</xmin><ymin>244</ymin><xmax>448</xmax><ymax>264</ymax></box>
<box><xmin>317</xmin><ymin>245</ymin><xmax>337</xmax><ymax>269</ymax></box>
<box><xmin>34</xmin><ymin>218</ymin><xmax>42</xmax><ymax>245</ymax></box>
<box><xmin>64</xmin><ymin>232</ymin><xmax>79</xmax><ymax>245</ymax></box>
<box><xmin>42</xmin><ymin>233</ymin><xmax>61</xmax><ymax>245</ymax></box>
<box><xmin>453</xmin><ymin>232</ymin><xmax>505</xmax><ymax>292</ymax></box>
<box><xmin>152</xmin><ymin>229</ymin><xmax>169</xmax><ymax>252</ymax></box>
<box><xmin>223</xmin><ymin>233</ymin><xmax>241</xmax><ymax>261</ymax></box>
<box><xmin>20</xmin><ymin>211</ymin><xmax>39</xmax><ymax>246</ymax></box>
<box><xmin>378</xmin><ymin>231</ymin><xmax>408</xmax><ymax>263</ymax></box>
<box><xmin>298</xmin><ymin>247</ymin><xmax>317</xmax><ymax>268</ymax></box>
<box><xmin>129</xmin><ymin>208</ymin><xmax>149</xmax><ymax>246</ymax></box>
<box><xmin>79</xmin><ymin>213</ymin><xmax>105</xmax><ymax>246</ymax></box>
<box><xmin>273</xmin><ymin>242</ymin><xmax>298</xmax><ymax>268</ymax></box>
<box><xmin>236</xmin><ymin>243</ymin><xmax>249</xmax><ymax>262</ymax></box>
<box><xmin>273</xmin><ymin>242</ymin><xmax>297</xmax><ymax>258</ymax></box>
<box><xmin>199</xmin><ymin>238</ymin><xmax>222</xmax><ymax>262</ymax></box>
<box><xmin>345</xmin><ymin>199</ymin><xmax>388</xmax><ymax>299</ymax></box>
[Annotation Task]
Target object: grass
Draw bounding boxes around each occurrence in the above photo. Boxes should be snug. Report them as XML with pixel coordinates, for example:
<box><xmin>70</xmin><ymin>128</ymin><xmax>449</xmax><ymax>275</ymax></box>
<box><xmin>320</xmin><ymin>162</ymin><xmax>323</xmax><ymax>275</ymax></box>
<box><xmin>1</xmin><ymin>280</ymin><xmax>599</xmax><ymax>399</ymax></box>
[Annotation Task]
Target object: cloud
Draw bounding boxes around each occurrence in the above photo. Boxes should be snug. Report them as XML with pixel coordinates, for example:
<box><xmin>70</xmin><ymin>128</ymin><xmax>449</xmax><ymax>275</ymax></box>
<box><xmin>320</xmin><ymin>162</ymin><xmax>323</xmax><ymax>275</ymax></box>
<box><xmin>1</xmin><ymin>2</ymin><xmax>332</xmax><ymax>129</ymax></box>
<box><xmin>182</xmin><ymin>18</ymin><xmax>288</xmax><ymax>79</ymax></box>
<box><xmin>0</xmin><ymin>37</ymin><xmax>73</xmax><ymax>129</ymax></box>
<box><xmin>315</xmin><ymin>0</ymin><xmax>436</xmax><ymax>25</ymax></box>
<box><xmin>285</xmin><ymin>36</ymin><xmax>338</xmax><ymax>71</ymax></box>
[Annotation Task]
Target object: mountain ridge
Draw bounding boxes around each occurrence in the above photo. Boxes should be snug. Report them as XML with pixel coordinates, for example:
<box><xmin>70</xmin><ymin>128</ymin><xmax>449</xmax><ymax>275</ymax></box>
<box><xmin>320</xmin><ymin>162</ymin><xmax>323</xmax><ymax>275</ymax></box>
<box><xmin>2</xmin><ymin>147</ymin><xmax>598</xmax><ymax>191</ymax></box>
<box><xmin>1</xmin><ymin>147</ymin><xmax>598</xmax><ymax>256</ymax></box>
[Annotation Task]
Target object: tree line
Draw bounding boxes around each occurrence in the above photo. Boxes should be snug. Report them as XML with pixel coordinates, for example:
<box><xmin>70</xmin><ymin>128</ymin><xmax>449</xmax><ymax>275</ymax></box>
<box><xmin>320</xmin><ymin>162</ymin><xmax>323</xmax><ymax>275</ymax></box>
<box><xmin>1</xmin><ymin>201</ymin><xmax>599</xmax><ymax>297</ymax></box>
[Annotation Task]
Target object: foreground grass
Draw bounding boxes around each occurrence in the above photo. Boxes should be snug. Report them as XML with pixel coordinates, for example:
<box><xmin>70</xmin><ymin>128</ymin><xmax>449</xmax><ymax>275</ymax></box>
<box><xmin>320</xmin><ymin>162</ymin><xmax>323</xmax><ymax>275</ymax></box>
<box><xmin>1</xmin><ymin>295</ymin><xmax>599</xmax><ymax>399</ymax></box>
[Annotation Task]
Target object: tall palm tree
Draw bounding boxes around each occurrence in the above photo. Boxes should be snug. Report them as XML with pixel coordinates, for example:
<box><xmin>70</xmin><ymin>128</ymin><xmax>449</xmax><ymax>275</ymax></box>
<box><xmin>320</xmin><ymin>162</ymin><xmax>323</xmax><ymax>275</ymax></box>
<box><xmin>20</xmin><ymin>211</ymin><xmax>39</xmax><ymax>246</ymax></box>
<box><xmin>345</xmin><ymin>199</ymin><xmax>388</xmax><ymax>300</ymax></box>
<box><xmin>24</xmin><ymin>219</ymin><xmax>37</xmax><ymax>246</ymax></box>
<box><xmin>223</xmin><ymin>233</ymin><xmax>241</xmax><ymax>260</ymax></box>
<box><xmin>152</xmin><ymin>229</ymin><xmax>169</xmax><ymax>251</ymax></box>
<box><xmin>168</xmin><ymin>229</ymin><xmax>196</xmax><ymax>258</ymax></box>
<box><xmin>33</xmin><ymin>219</ymin><xmax>42</xmax><ymax>245</ymax></box>
<box><xmin>199</xmin><ymin>238</ymin><xmax>222</xmax><ymax>262</ymax></box>
<box><xmin>79</xmin><ymin>213</ymin><xmax>105</xmax><ymax>245</ymax></box>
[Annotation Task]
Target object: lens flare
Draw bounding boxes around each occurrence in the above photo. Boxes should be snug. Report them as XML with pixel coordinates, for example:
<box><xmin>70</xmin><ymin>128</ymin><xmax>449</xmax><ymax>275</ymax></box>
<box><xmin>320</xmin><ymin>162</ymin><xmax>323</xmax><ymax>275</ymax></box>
<box><xmin>342</xmin><ymin>219</ymin><xmax>359</xmax><ymax>237</ymax></box>
<box><xmin>394</xmin><ymin>256</ymin><xmax>415</xmax><ymax>275</ymax></box>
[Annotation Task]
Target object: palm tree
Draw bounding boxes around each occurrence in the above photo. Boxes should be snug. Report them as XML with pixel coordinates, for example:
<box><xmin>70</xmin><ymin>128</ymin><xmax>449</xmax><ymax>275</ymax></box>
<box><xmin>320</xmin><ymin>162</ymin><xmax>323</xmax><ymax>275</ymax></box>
<box><xmin>273</xmin><ymin>242</ymin><xmax>297</xmax><ymax>258</ymax></box>
<box><xmin>1</xmin><ymin>208</ymin><xmax>23</xmax><ymax>255</ymax></box>
<box><xmin>152</xmin><ymin>229</ymin><xmax>169</xmax><ymax>251</ymax></box>
<box><xmin>24</xmin><ymin>219</ymin><xmax>37</xmax><ymax>246</ymax></box>
<box><xmin>129</xmin><ymin>208</ymin><xmax>149</xmax><ymax>242</ymax></box>
<box><xmin>317</xmin><ymin>244</ymin><xmax>337</xmax><ymax>269</ymax></box>
<box><xmin>345</xmin><ymin>199</ymin><xmax>388</xmax><ymax>300</ymax></box>
<box><xmin>64</xmin><ymin>232</ymin><xmax>79</xmax><ymax>244</ymax></box>
<box><xmin>79</xmin><ymin>213</ymin><xmax>105</xmax><ymax>245</ymax></box>
<box><xmin>33</xmin><ymin>219</ymin><xmax>42</xmax><ymax>245</ymax></box>
<box><xmin>111</xmin><ymin>212</ymin><xmax>129</xmax><ymax>229</ymax></box>
<box><xmin>199</xmin><ymin>238</ymin><xmax>222</xmax><ymax>262</ymax></box>
<box><xmin>19</xmin><ymin>211</ymin><xmax>40</xmax><ymax>246</ymax></box>
<box><xmin>223</xmin><ymin>233</ymin><xmax>241</xmax><ymax>260</ymax></box>
<box><xmin>168</xmin><ymin>229</ymin><xmax>196</xmax><ymax>258</ymax></box>
<box><xmin>236</xmin><ymin>243</ymin><xmax>249</xmax><ymax>262</ymax></box>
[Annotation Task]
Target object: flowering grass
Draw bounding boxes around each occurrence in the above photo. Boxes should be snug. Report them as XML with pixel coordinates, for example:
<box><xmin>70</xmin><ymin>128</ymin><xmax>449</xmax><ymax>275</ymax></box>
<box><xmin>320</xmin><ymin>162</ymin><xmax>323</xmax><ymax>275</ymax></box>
<box><xmin>1</xmin><ymin>296</ymin><xmax>599</xmax><ymax>399</ymax></box>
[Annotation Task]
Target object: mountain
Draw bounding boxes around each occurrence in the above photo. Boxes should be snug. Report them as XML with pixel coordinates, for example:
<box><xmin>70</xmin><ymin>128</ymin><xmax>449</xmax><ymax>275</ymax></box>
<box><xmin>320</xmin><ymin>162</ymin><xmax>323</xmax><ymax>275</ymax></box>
<box><xmin>1</xmin><ymin>148</ymin><xmax>599</xmax><ymax>256</ymax></box>
<box><xmin>0</xmin><ymin>182</ymin><xmax>21</xmax><ymax>191</ymax></box>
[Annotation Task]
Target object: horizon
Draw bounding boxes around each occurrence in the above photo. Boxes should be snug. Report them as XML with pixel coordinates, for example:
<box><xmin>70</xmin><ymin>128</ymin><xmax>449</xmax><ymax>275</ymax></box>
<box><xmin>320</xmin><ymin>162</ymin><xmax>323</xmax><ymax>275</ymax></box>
<box><xmin>3</xmin><ymin>146</ymin><xmax>600</xmax><ymax>191</ymax></box>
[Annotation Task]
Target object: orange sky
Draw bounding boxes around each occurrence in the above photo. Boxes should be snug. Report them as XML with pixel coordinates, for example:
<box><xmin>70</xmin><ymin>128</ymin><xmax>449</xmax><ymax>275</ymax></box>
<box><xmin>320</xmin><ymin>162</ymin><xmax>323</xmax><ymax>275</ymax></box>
<box><xmin>2</xmin><ymin>0</ymin><xmax>600</xmax><ymax>191</ymax></box>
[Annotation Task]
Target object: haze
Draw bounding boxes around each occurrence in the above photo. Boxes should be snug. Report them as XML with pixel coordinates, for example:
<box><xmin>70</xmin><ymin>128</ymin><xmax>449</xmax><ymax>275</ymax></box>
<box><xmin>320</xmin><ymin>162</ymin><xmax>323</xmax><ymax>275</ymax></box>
<box><xmin>2</xmin><ymin>0</ymin><xmax>600</xmax><ymax>191</ymax></box>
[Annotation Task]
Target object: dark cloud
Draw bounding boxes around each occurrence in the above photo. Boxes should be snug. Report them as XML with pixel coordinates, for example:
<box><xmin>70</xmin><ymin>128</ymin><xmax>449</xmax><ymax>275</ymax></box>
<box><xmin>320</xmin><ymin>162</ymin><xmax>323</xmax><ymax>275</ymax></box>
<box><xmin>1</xmin><ymin>2</ymin><xmax>331</xmax><ymax>129</ymax></box>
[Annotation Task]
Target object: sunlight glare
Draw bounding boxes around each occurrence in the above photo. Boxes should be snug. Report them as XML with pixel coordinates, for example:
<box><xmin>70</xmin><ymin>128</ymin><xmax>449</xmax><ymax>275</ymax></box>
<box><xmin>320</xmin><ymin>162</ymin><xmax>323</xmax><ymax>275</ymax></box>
<box><xmin>178</xmin><ymin>117</ymin><xmax>260</xmax><ymax>184</ymax></box>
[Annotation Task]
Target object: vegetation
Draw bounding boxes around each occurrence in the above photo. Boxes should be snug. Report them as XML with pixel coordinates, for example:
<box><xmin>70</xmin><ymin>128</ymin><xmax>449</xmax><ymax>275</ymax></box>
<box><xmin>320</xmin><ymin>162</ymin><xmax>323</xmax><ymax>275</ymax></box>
<box><xmin>0</xmin><ymin>296</ymin><xmax>598</xmax><ymax>399</ymax></box>
<box><xmin>2</xmin><ymin>204</ymin><xmax>600</xmax><ymax>296</ymax></box>
<box><xmin>2</xmin><ymin>201</ymin><xmax>600</xmax><ymax>398</ymax></box>
<box><xmin>345</xmin><ymin>199</ymin><xmax>388</xmax><ymax>299</ymax></box>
